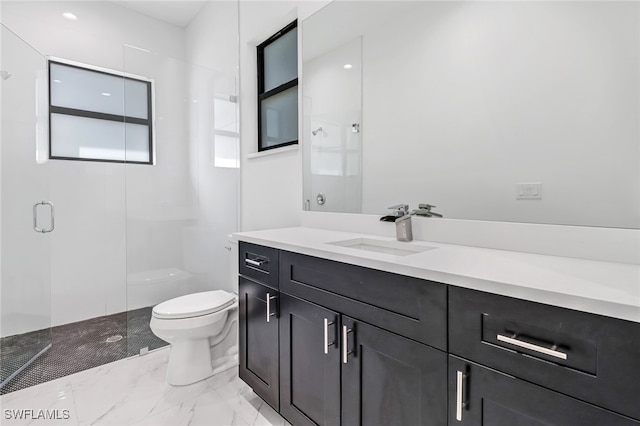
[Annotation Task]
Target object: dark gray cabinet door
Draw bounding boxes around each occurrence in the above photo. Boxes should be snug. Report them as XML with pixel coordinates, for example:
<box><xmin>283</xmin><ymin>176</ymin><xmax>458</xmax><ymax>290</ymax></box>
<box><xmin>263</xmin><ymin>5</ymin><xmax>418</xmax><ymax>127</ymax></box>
<box><xmin>239</xmin><ymin>277</ymin><xmax>280</xmax><ymax>410</ymax></box>
<box><xmin>449</xmin><ymin>287</ymin><xmax>640</xmax><ymax>420</ymax></box>
<box><xmin>279</xmin><ymin>293</ymin><xmax>341</xmax><ymax>426</ymax></box>
<box><xmin>341</xmin><ymin>316</ymin><xmax>448</xmax><ymax>426</ymax></box>
<box><xmin>449</xmin><ymin>356</ymin><xmax>640</xmax><ymax>426</ymax></box>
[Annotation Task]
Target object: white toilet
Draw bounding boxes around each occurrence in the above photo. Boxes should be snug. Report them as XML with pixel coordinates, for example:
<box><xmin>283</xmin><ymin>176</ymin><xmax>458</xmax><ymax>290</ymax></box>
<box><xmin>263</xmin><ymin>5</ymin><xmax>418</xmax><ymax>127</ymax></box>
<box><xmin>150</xmin><ymin>290</ymin><xmax>238</xmax><ymax>386</ymax></box>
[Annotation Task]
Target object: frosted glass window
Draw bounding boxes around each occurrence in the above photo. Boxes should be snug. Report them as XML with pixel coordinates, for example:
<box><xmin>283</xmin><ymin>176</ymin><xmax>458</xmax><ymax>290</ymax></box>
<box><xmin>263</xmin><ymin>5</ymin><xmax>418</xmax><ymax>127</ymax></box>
<box><xmin>124</xmin><ymin>79</ymin><xmax>149</xmax><ymax>120</ymax></box>
<box><xmin>51</xmin><ymin>63</ymin><xmax>126</xmax><ymax>116</ymax></box>
<box><xmin>49</xmin><ymin>60</ymin><xmax>153</xmax><ymax>164</ymax></box>
<box><xmin>51</xmin><ymin>114</ymin><xmax>126</xmax><ymax>161</ymax></box>
<box><xmin>260</xmin><ymin>86</ymin><xmax>298</xmax><ymax>149</ymax></box>
<box><xmin>125</xmin><ymin>123</ymin><xmax>150</xmax><ymax>163</ymax></box>
<box><xmin>263</xmin><ymin>27</ymin><xmax>298</xmax><ymax>92</ymax></box>
<box><xmin>257</xmin><ymin>21</ymin><xmax>298</xmax><ymax>151</ymax></box>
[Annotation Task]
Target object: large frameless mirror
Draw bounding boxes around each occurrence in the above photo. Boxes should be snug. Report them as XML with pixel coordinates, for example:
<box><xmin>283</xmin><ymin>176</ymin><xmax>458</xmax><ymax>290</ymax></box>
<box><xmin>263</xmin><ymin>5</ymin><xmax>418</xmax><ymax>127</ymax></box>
<box><xmin>302</xmin><ymin>1</ymin><xmax>640</xmax><ymax>229</ymax></box>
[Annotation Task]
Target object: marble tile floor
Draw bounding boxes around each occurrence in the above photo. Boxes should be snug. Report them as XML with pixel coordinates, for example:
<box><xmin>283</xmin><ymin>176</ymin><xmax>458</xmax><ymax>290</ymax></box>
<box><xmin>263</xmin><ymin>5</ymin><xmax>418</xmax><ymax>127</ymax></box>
<box><xmin>0</xmin><ymin>347</ymin><xmax>290</xmax><ymax>426</ymax></box>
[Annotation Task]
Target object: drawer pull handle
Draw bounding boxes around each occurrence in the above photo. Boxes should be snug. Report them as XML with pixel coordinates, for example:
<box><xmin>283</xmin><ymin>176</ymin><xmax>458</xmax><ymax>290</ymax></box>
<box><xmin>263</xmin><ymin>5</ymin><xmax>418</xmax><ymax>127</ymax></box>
<box><xmin>266</xmin><ymin>293</ymin><xmax>277</xmax><ymax>323</ymax></box>
<box><xmin>246</xmin><ymin>258</ymin><xmax>267</xmax><ymax>267</ymax></box>
<box><xmin>497</xmin><ymin>334</ymin><xmax>568</xmax><ymax>360</ymax></box>
<box><xmin>342</xmin><ymin>325</ymin><xmax>354</xmax><ymax>364</ymax></box>
<box><xmin>456</xmin><ymin>370</ymin><xmax>466</xmax><ymax>421</ymax></box>
<box><xmin>323</xmin><ymin>318</ymin><xmax>335</xmax><ymax>354</ymax></box>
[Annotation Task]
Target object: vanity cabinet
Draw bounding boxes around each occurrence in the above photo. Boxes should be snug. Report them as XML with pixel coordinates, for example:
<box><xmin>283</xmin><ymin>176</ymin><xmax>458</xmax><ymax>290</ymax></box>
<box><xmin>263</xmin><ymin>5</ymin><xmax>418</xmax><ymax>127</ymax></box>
<box><xmin>278</xmin><ymin>291</ymin><xmax>448</xmax><ymax>426</ymax></box>
<box><xmin>238</xmin><ymin>241</ymin><xmax>640</xmax><ymax>425</ymax></box>
<box><xmin>278</xmin><ymin>251</ymin><xmax>448</xmax><ymax>426</ymax></box>
<box><xmin>278</xmin><ymin>293</ymin><xmax>341</xmax><ymax>426</ymax></box>
<box><xmin>238</xmin><ymin>243</ymin><xmax>280</xmax><ymax>410</ymax></box>
<box><xmin>449</xmin><ymin>287</ymin><xmax>640</xmax><ymax>421</ymax></box>
<box><xmin>448</xmin><ymin>356</ymin><xmax>639</xmax><ymax>425</ymax></box>
<box><xmin>340</xmin><ymin>315</ymin><xmax>447</xmax><ymax>426</ymax></box>
<box><xmin>279</xmin><ymin>251</ymin><xmax>447</xmax><ymax>350</ymax></box>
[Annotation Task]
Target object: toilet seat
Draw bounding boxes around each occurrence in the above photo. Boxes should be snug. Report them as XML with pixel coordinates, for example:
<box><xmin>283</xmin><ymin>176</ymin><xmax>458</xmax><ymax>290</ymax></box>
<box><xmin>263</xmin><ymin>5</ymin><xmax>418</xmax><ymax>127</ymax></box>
<box><xmin>152</xmin><ymin>290</ymin><xmax>236</xmax><ymax>320</ymax></box>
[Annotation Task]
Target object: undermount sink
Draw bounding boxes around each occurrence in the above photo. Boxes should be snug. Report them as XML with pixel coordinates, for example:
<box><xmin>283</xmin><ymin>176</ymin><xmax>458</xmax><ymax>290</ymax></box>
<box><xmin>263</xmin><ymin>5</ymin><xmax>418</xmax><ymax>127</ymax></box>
<box><xmin>328</xmin><ymin>238</ymin><xmax>437</xmax><ymax>256</ymax></box>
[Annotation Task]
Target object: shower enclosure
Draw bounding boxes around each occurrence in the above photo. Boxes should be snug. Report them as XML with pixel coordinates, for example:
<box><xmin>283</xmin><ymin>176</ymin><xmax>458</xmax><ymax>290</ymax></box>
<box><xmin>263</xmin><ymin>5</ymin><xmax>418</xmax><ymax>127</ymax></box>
<box><xmin>0</xmin><ymin>24</ymin><xmax>52</xmax><ymax>387</ymax></box>
<box><xmin>0</xmin><ymin>25</ymin><xmax>54</xmax><ymax>390</ymax></box>
<box><xmin>0</xmin><ymin>0</ymin><xmax>240</xmax><ymax>393</ymax></box>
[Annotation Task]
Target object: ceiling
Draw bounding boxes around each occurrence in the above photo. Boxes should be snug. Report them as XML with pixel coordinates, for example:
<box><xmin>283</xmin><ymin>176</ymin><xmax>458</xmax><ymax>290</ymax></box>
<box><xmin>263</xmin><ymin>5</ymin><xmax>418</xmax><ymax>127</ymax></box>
<box><xmin>111</xmin><ymin>1</ymin><xmax>208</xmax><ymax>28</ymax></box>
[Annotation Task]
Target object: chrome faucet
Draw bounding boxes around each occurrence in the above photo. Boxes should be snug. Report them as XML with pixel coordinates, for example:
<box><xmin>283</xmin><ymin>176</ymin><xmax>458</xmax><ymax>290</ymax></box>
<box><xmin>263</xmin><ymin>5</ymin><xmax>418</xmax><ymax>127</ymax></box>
<box><xmin>381</xmin><ymin>204</ymin><xmax>413</xmax><ymax>242</ymax></box>
<box><xmin>394</xmin><ymin>214</ymin><xmax>413</xmax><ymax>242</ymax></box>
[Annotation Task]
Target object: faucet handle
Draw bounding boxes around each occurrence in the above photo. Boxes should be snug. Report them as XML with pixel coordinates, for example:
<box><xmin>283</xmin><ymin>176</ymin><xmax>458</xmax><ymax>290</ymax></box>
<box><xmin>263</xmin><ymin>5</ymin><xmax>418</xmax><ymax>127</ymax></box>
<box><xmin>388</xmin><ymin>204</ymin><xmax>409</xmax><ymax>214</ymax></box>
<box><xmin>418</xmin><ymin>204</ymin><xmax>436</xmax><ymax>211</ymax></box>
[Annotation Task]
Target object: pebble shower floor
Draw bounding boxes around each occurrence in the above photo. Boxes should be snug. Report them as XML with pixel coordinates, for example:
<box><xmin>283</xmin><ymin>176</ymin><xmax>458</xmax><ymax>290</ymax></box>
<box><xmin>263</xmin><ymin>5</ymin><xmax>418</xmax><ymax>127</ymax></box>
<box><xmin>0</xmin><ymin>307</ymin><xmax>167</xmax><ymax>394</ymax></box>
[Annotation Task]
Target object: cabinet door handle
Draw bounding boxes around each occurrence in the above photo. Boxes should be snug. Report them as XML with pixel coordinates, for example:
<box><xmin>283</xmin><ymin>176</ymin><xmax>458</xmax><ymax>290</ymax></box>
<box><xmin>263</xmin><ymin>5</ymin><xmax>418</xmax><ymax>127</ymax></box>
<box><xmin>246</xmin><ymin>258</ymin><xmax>267</xmax><ymax>267</ymax></box>
<box><xmin>324</xmin><ymin>318</ymin><xmax>335</xmax><ymax>354</ymax></box>
<box><xmin>497</xmin><ymin>334</ymin><xmax>568</xmax><ymax>360</ymax></box>
<box><xmin>342</xmin><ymin>325</ymin><xmax>353</xmax><ymax>364</ymax></box>
<box><xmin>456</xmin><ymin>370</ymin><xmax>466</xmax><ymax>421</ymax></box>
<box><xmin>266</xmin><ymin>293</ymin><xmax>277</xmax><ymax>323</ymax></box>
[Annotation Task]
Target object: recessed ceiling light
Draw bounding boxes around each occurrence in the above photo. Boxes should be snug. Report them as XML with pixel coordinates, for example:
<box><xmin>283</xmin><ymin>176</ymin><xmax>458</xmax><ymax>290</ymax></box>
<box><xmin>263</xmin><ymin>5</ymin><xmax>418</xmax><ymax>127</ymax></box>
<box><xmin>62</xmin><ymin>12</ymin><xmax>77</xmax><ymax>21</ymax></box>
<box><xmin>343</xmin><ymin>64</ymin><xmax>353</xmax><ymax>70</ymax></box>
<box><xmin>101</xmin><ymin>92</ymin><xmax>111</xmax><ymax>97</ymax></box>
<box><xmin>53</xmin><ymin>79</ymin><xmax>62</xmax><ymax>83</ymax></box>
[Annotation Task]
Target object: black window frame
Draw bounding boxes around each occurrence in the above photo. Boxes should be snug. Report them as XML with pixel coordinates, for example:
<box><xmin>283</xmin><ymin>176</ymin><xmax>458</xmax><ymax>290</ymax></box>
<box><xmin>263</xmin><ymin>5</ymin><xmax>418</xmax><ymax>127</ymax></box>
<box><xmin>257</xmin><ymin>20</ymin><xmax>298</xmax><ymax>152</ymax></box>
<box><xmin>48</xmin><ymin>60</ymin><xmax>154</xmax><ymax>165</ymax></box>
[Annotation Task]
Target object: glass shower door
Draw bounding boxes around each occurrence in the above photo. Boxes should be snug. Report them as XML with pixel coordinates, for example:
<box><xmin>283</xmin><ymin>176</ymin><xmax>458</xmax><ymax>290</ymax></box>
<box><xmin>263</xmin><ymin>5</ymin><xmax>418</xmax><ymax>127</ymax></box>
<box><xmin>123</xmin><ymin>44</ymin><xmax>240</xmax><ymax>358</ymax></box>
<box><xmin>0</xmin><ymin>24</ymin><xmax>52</xmax><ymax>389</ymax></box>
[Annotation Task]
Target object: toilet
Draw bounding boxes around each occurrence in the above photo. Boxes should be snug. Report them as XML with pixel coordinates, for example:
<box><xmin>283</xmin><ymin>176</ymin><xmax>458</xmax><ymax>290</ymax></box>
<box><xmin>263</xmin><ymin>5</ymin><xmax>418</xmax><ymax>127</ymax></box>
<box><xmin>150</xmin><ymin>289</ymin><xmax>238</xmax><ymax>386</ymax></box>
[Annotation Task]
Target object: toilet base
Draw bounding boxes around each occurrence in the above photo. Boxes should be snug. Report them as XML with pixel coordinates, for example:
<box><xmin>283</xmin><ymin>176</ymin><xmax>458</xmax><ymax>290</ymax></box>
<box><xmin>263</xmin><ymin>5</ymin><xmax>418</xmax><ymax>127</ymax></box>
<box><xmin>166</xmin><ymin>338</ymin><xmax>214</xmax><ymax>386</ymax></box>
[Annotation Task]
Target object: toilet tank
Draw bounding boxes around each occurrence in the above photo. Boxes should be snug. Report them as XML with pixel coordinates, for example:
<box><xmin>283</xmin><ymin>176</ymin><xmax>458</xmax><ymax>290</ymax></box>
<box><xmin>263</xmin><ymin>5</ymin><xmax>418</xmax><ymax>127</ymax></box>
<box><xmin>228</xmin><ymin>236</ymin><xmax>239</xmax><ymax>293</ymax></box>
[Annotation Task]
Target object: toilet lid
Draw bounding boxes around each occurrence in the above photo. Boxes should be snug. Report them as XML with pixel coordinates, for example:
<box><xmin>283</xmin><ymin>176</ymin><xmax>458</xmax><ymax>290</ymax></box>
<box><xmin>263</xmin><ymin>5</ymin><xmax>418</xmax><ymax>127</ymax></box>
<box><xmin>152</xmin><ymin>290</ymin><xmax>236</xmax><ymax>319</ymax></box>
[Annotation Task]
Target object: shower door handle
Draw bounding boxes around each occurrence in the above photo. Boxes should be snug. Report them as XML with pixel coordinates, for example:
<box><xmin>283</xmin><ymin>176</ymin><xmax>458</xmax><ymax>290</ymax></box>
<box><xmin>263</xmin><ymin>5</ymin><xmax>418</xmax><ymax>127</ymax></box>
<box><xmin>33</xmin><ymin>201</ymin><xmax>55</xmax><ymax>233</ymax></box>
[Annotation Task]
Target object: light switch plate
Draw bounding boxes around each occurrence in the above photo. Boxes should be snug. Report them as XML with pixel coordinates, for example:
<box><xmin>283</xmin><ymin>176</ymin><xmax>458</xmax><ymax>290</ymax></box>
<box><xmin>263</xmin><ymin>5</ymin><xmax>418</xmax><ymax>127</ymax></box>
<box><xmin>516</xmin><ymin>182</ymin><xmax>542</xmax><ymax>200</ymax></box>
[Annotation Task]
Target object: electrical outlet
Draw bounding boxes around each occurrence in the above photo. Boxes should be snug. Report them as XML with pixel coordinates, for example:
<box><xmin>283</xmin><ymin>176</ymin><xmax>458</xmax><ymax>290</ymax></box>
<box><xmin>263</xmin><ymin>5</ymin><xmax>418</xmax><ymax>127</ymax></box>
<box><xmin>516</xmin><ymin>182</ymin><xmax>542</xmax><ymax>200</ymax></box>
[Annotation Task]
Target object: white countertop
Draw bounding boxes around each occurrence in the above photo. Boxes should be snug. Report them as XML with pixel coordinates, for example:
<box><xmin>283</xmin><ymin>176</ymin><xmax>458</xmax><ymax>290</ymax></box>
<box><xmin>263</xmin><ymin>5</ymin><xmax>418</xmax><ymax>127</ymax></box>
<box><xmin>234</xmin><ymin>227</ymin><xmax>640</xmax><ymax>323</ymax></box>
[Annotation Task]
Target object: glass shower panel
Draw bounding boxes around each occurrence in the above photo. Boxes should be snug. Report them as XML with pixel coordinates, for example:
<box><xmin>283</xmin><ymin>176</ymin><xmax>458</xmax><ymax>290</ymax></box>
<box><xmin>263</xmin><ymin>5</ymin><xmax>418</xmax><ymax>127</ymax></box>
<box><xmin>0</xmin><ymin>24</ymin><xmax>52</xmax><ymax>389</ymax></box>
<box><xmin>123</xmin><ymin>46</ymin><xmax>240</xmax><ymax>357</ymax></box>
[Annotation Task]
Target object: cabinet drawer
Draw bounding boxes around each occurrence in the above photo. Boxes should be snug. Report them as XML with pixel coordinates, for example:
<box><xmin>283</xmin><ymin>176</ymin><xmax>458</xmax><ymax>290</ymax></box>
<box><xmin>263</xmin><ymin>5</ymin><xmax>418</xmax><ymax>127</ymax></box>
<box><xmin>449</xmin><ymin>287</ymin><xmax>640</xmax><ymax>420</ymax></box>
<box><xmin>239</xmin><ymin>242</ymin><xmax>279</xmax><ymax>289</ymax></box>
<box><xmin>280</xmin><ymin>250</ymin><xmax>447</xmax><ymax>350</ymax></box>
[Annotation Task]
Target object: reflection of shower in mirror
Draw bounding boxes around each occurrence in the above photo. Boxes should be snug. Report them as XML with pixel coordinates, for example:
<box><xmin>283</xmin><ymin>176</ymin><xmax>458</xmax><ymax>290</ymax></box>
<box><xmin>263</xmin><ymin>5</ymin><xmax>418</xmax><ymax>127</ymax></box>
<box><xmin>0</xmin><ymin>70</ymin><xmax>12</xmax><ymax>80</ymax></box>
<box><xmin>311</xmin><ymin>127</ymin><xmax>323</xmax><ymax>136</ymax></box>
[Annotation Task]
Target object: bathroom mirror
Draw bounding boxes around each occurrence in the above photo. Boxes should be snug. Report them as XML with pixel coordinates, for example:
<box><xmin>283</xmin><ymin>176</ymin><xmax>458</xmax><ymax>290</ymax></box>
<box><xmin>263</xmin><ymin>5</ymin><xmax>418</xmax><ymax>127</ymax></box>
<box><xmin>302</xmin><ymin>1</ymin><xmax>640</xmax><ymax>229</ymax></box>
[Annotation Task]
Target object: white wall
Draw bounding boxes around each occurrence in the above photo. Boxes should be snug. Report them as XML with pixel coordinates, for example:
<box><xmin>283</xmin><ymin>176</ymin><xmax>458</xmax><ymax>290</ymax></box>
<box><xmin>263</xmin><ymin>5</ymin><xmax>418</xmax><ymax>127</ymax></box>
<box><xmin>238</xmin><ymin>1</ymin><xmax>329</xmax><ymax>232</ymax></box>
<box><xmin>360</xmin><ymin>1</ymin><xmax>640</xmax><ymax>228</ymax></box>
